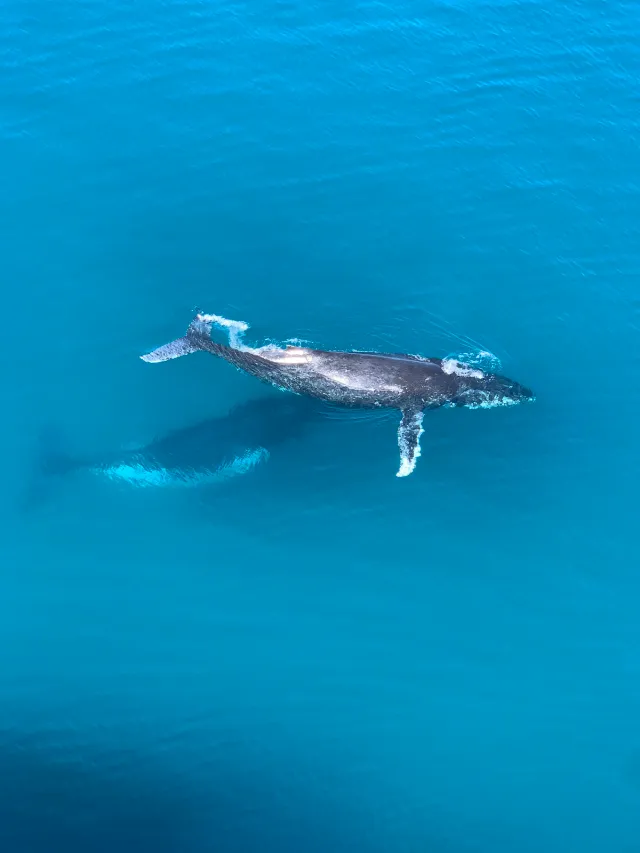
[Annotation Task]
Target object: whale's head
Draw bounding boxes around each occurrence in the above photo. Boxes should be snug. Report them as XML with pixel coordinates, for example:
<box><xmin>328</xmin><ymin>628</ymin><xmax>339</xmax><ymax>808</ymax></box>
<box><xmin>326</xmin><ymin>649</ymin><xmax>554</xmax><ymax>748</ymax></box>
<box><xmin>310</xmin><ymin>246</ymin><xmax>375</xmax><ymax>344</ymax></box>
<box><xmin>442</xmin><ymin>359</ymin><xmax>535</xmax><ymax>410</ymax></box>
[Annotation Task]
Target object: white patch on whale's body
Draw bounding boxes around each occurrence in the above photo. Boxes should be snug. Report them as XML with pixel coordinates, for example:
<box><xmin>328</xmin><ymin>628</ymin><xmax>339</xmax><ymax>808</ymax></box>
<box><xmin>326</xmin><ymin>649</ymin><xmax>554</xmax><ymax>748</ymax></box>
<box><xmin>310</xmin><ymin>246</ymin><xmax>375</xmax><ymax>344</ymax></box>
<box><xmin>260</xmin><ymin>346</ymin><xmax>313</xmax><ymax>366</ymax></box>
<box><xmin>96</xmin><ymin>447</ymin><xmax>270</xmax><ymax>489</ymax></box>
<box><xmin>326</xmin><ymin>372</ymin><xmax>355</xmax><ymax>387</ymax></box>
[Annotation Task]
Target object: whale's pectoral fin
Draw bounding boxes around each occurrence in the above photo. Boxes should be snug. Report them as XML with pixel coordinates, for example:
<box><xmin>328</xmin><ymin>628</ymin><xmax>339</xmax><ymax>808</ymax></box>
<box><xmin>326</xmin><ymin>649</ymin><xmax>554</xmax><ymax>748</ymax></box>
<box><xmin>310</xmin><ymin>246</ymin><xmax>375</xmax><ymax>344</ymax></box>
<box><xmin>396</xmin><ymin>407</ymin><xmax>425</xmax><ymax>478</ymax></box>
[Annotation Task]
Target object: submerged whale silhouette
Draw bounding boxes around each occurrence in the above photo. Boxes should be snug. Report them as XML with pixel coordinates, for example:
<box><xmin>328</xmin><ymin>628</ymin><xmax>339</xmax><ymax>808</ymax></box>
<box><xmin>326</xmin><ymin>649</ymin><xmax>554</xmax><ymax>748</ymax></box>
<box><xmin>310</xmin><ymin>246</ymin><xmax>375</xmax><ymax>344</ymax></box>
<box><xmin>141</xmin><ymin>312</ymin><xmax>535</xmax><ymax>477</ymax></box>
<box><xmin>27</xmin><ymin>394</ymin><xmax>323</xmax><ymax>507</ymax></box>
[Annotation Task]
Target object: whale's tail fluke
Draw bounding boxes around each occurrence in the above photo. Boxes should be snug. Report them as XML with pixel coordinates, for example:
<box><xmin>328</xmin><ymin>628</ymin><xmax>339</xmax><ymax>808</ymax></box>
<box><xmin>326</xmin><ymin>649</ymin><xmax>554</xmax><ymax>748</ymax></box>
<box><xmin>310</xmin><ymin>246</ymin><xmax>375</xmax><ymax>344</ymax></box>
<box><xmin>140</xmin><ymin>313</ymin><xmax>290</xmax><ymax>388</ymax></box>
<box><xmin>20</xmin><ymin>426</ymin><xmax>84</xmax><ymax>512</ymax></box>
<box><xmin>140</xmin><ymin>334</ymin><xmax>201</xmax><ymax>364</ymax></box>
<box><xmin>141</xmin><ymin>314</ymin><xmax>249</xmax><ymax>364</ymax></box>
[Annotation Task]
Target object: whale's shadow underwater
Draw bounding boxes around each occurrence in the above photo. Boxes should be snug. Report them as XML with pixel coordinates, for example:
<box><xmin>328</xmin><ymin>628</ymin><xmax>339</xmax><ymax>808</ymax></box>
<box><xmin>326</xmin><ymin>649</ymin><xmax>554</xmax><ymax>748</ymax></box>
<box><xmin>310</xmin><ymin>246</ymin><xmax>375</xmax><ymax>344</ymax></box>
<box><xmin>24</xmin><ymin>393</ymin><xmax>328</xmax><ymax>511</ymax></box>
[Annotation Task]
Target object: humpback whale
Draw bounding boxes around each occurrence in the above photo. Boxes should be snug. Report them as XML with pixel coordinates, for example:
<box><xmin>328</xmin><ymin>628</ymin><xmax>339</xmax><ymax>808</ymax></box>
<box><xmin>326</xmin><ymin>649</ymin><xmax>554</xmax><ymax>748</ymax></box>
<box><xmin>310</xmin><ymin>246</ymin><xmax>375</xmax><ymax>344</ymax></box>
<box><xmin>27</xmin><ymin>394</ymin><xmax>322</xmax><ymax>508</ymax></box>
<box><xmin>141</xmin><ymin>313</ymin><xmax>535</xmax><ymax>478</ymax></box>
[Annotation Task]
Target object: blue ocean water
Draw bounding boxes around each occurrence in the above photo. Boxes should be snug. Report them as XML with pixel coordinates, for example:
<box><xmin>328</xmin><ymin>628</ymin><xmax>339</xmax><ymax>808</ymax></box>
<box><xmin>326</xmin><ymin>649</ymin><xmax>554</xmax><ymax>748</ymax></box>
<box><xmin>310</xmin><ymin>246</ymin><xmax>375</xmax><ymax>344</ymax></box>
<box><xmin>2</xmin><ymin>0</ymin><xmax>640</xmax><ymax>849</ymax></box>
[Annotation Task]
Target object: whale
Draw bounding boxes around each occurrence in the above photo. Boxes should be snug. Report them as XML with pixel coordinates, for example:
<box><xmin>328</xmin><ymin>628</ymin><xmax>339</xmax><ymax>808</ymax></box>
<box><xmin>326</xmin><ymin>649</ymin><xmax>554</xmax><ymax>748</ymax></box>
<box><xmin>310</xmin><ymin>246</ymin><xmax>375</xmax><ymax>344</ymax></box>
<box><xmin>26</xmin><ymin>394</ymin><xmax>323</xmax><ymax>508</ymax></box>
<box><xmin>141</xmin><ymin>312</ymin><xmax>535</xmax><ymax>478</ymax></box>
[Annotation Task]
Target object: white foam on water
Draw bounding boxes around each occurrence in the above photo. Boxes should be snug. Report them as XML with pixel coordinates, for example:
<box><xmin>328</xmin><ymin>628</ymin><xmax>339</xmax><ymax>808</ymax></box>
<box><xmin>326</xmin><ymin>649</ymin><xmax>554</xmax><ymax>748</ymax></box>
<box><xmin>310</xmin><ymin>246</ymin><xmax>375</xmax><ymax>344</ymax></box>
<box><xmin>197</xmin><ymin>312</ymin><xmax>308</xmax><ymax>362</ymax></box>
<box><xmin>99</xmin><ymin>447</ymin><xmax>270</xmax><ymax>489</ymax></box>
<box><xmin>441</xmin><ymin>358</ymin><xmax>485</xmax><ymax>379</ymax></box>
<box><xmin>283</xmin><ymin>336</ymin><xmax>315</xmax><ymax>348</ymax></box>
<box><xmin>197</xmin><ymin>313</ymin><xmax>251</xmax><ymax>350</ymax></box>
<box><xmin>197</xmin><ymin>313</ymin><xmax>324</xmax><ymax>364</ymax></box>
<box><xmin>445</xmin><ymin>349</ymin><xmax>502</xmax><ymax>372</ymax></box>
<box><xmin>458</xmin><ymin>388</ymin><xmax>522</xmax><ymax>410</ymax></box>
<box><xmin>101</xmin><ymin>463</ymin><xmax>178</xmax><ymax>487</ymax></box>
<box><xmin>465</xmin><ymin>395</ymin><xmax>520</xmax><ymax>410</ymax></box>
